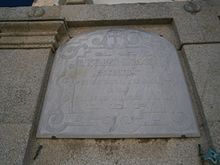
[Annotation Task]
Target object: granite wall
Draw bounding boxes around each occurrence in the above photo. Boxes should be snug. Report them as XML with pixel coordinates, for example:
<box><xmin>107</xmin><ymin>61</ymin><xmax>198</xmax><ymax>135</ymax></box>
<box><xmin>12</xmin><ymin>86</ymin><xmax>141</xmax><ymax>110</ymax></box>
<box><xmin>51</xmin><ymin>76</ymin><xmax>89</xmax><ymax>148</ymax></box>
<box><xmin>0</xmin><ymin>1</ymin><xmax>219</xmax><ymax>165</ymax></box>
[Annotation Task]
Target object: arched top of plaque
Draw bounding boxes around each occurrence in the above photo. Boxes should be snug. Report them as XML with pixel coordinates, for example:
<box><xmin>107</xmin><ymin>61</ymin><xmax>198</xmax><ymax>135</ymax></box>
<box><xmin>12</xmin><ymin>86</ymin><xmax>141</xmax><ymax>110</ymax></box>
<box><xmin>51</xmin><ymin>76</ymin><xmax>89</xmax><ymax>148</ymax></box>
<box><xmin>37</xmin><ymin>28</ymin><xmax>199</xmax><ymax>138</ymax></box>
<box><xmin>57</xmin><ymin>28</ymin><xmax>175</xmax><ymax>60</ymax></box>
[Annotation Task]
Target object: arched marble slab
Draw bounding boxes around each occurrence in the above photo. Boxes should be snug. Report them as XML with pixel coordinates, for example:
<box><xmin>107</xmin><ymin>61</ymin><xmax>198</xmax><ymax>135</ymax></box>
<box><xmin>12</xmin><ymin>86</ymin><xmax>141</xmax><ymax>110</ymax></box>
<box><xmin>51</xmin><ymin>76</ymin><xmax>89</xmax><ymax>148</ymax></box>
<box><xmin>37</xmin><ymin>28</ymin><xmax>199</xmax><ymax>138</ymax></box>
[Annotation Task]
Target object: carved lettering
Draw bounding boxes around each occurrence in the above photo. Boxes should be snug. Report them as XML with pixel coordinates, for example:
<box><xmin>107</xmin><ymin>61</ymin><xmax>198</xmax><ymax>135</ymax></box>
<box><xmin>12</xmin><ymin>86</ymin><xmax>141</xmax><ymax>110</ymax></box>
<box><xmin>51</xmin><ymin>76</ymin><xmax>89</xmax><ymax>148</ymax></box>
<box><xmin>37</xmin><ymin>29</ymin><xmax>199</xmax><ymax>138</ymax></box>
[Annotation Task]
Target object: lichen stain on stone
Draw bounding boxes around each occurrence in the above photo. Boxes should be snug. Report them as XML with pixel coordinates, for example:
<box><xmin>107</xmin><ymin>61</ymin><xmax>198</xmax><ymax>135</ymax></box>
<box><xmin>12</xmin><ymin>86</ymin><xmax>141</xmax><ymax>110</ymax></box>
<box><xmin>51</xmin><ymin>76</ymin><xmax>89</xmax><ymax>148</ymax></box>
<box><xmin>64</xmin><ymin>140</ymin><xmax>87</xmax><ymax>153</ymax></box>
<box><xmin>137</xmin><ymin>139</ymin><xmax>152</xmax><ymax>143</ymax></box>
<box><xmin>98</xmin><ymin>144</ymin><xmax>120</xmax><ymax>156</ymax></box>
<box><xmin>138</xmin><ymin>138</ymin><xmax>170</xmax><ymax>143</ymax></box>
<box><xmin>94</xmin><ymin>139</ymin><xmax>122</xmax><ymax>144</ymax></box>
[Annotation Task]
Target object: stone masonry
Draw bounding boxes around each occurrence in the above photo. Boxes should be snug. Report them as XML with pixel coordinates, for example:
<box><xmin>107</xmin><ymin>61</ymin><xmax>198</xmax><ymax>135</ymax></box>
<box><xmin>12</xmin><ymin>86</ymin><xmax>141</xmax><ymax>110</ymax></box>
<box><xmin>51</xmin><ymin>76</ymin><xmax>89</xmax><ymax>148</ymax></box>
<box><xmin>0</xmin><ymin>1</ymin><xmax>219</xmax><ymax>165</ymax></box>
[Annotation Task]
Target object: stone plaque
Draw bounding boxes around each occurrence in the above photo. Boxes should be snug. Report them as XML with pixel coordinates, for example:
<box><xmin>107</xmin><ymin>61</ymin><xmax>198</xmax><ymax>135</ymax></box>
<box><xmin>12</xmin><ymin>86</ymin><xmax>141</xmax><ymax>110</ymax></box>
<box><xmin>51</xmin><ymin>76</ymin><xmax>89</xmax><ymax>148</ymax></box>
<box><xmin>37</xmin><ymin>28</ymin><xmax>199</xmax><ymax>138</ymax></box>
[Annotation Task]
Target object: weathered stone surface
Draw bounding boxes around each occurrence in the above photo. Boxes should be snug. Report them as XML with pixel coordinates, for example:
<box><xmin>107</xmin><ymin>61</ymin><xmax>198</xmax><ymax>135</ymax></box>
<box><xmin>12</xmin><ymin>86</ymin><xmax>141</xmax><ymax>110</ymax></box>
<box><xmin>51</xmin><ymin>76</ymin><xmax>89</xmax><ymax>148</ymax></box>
<box><xmin>61</xmin><ymin>3</ymin><xmax>172</xmax><ymax>23</ymax></box>
<box><xmin>33</xmin><ymin>0</ymin><xmax>59</xmax><ymax>6</ymax></box>
<box><xmin>0</xmin><ymin>3</ymin><xmax>219</xmax><ymax>46</ymax></box>
<box><xmin>0</xmin><ymin>21</ymin><xmax>66</xmax><ymax>49</ymax></box>
<box><xmin>68</xmin><ymin>24</ymin><xmax>180</xmax><ymax>49</ymax></box>
<box><xmin>0</xmin><ymin>49</ymin><xmax>51</xmax><ymax>124</ymax></box>
<box><xmin>37</xmin><ymin>28</ymin><xmax>199</xmax><ymax>138</ymax></box>
<box><xmin>0</xmin><ymin>49</ymin><xmax>52</xmax><ymax>165</ymax></box>
<box><xmin>0</xmin><ymin>124</ymin><xmax>31</xmax><ymax>165</ymax></box>
<box><xmin>0</xmin><ymin>2</ymin><xmax>218</xmax><ymax>164</ymax></box>
<box><xmin>0</xmin><ymin>6</ymin><xmax>61</xmax><ymax>20</ymax></box>
<box><xmin>33</xmin><ymin>0</ymin><xmax>186</xmax><ymax>6</ymax></box>
<box><xmin>60</xmin><ymin>3</ymin><xmax>220</xmax><ymax>44</ymax></box>
<box><xmin>33</xmin><ymin>138</ymin><xmax>201</xmax><ymax>165</ymax></box>
<box><xmin>183</xmin><ymin>44</ymin><xmax>220</xmax><ymax>150</ymax></box>
<box><xmin>66</xmin><ymin>0</ymin><xmax>86</xmax><ymax>5</ymax></box>
<box><xmin>208</xmin><ymin>121</ymin><xmax>220</xmax><ymax>151</ymax></box>
<box><xmin>93</xmin><ymin>0</ymin><xmax>185</xmax><ymax>4</ymax></box>
<box><xmin>173</xmin><ymin>10</ymin><xmax>220</xmax><ymax>46</ymax></box>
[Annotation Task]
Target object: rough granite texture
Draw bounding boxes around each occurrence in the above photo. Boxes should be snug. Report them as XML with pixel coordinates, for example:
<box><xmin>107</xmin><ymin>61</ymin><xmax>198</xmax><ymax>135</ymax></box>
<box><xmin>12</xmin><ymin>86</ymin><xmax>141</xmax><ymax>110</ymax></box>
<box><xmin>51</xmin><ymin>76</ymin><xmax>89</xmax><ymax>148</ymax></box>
<box><xmin>93</xmin><ymin>0</ymin><xmax>186</xmax><ymax>4</ymax></box>
<box><xmin>33</xmin><ymin>0</ymin><xmax>187</xmax><ymax>6</ymax></box>
<box><xmin>0</xmin><ymin>49</ymin><xmax>51</xmax><ymax>124</ymax></box>
<box><xmin>60</xmin><ymin>3</ymin><xmax>220</xmax><ymax>44</ymax></box>
<box><xmin>208</xmin><ymin>121</ymin><xmax>220</xmax><ymax>151</ymax></box>
<box><xmin>33</xmin><ymin>138</ymin><xmax>201</xmax><ymax>165</ymax></box>
<box><xmin>0</xmin><ymin>2</ymin><xmax>219</xmax><ymax>46</ymax></box>
<box><xmin>183</xmin><ymin>44</ymin><xmax>220</xmax><ymax>151</ymax></box>
<box><xmin>0</xmin><ymin>124</ymin><xmax>31</xmax><ymax>165</ymax></box>
<box><xmin>0</xmin><ymin>49</ymin><xmax>51</xmax><ymax>165</ymax></box>
<box><xmin>33</xmin><ymin>0</ymin><xmax>59</xmax><ymax>6</ymax></box>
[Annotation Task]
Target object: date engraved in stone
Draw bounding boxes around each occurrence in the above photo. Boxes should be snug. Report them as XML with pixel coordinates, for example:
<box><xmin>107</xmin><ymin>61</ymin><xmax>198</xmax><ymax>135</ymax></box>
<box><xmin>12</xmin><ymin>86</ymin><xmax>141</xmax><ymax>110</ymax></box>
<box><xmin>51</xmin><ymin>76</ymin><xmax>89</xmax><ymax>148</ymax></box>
<box><xmin>37</xmin><ymin>29</ymin><xmax>199</xmax><ymax>138</ymax></box>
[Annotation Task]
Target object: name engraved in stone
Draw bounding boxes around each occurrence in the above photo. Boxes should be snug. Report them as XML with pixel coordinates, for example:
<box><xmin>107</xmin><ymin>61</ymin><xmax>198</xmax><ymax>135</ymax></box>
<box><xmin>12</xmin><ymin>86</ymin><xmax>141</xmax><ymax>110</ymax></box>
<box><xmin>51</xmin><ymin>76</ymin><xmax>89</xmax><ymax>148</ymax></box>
<box><xmin>37</xmin><ymin>29</ymin><xmax>200</xmax><ymax>138</ymax></box>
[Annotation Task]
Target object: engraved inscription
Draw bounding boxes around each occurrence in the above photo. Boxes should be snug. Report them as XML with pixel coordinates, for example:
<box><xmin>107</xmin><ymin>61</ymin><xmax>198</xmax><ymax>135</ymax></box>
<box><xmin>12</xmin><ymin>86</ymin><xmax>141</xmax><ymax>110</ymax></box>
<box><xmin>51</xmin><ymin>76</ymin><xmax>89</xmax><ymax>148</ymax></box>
<box><xmin>37</xmin><ymin>29</ymin><xmax>199</xmax><ymax>138</ymax></box>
